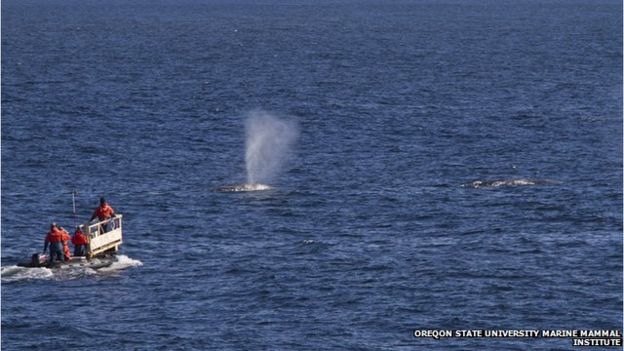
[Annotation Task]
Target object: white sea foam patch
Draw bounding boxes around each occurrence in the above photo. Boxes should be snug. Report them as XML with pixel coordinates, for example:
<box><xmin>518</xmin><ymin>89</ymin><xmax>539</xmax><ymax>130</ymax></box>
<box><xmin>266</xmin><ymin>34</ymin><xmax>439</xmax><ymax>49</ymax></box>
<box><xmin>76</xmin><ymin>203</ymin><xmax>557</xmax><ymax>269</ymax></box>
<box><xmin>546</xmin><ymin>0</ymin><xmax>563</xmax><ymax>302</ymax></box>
<box><xmin>1</xmin><ymin>265</ymin><xmax>53</xmax><ymax>282</ymax></box>
<box><xmin>217</xmin><ymin>183</ymin><xmax>272</xmax><ymax>192</ymax></box>
<box><xmin>463</xmin><ymin>178</ymin><xmax>560</xmax><ymax>188</ymax></box>
<box><xmin>1</xmin><ymin>256</ymin><xmax>141</xmax><ymax>281</ymax></box>
<box><xmin>98</xmin><ymin>255</ymin><xmax>143</xmax><ymax>272</ymax></box>
<box><xmin>243</xmin><ymin>183</ymin><xmax>271</xmax><ymax>191</ymax></box>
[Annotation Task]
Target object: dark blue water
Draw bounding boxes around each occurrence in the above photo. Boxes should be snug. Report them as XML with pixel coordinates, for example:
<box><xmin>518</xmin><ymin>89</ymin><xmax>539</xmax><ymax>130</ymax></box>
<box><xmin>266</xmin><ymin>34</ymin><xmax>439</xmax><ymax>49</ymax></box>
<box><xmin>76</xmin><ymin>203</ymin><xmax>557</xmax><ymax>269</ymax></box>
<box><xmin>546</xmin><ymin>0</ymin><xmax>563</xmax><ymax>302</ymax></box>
<box><xmin>2</xmin><ymin>1</ymin><xmax>622</xmax><ymax>350</ymax></box>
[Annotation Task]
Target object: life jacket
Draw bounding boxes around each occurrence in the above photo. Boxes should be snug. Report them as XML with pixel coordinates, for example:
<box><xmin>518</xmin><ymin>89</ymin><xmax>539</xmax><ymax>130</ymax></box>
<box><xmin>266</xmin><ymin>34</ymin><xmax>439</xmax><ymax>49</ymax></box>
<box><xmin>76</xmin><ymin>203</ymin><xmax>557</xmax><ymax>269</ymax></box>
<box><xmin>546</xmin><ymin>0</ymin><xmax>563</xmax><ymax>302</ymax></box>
<box><xmin>46</xmin><ymin>228</ymin><xmax>64</xmax><ymax>243</ymax></box>
<box><xmin>55</xmin><ymin>228</ymin><xmax>71</xmax><ymax>261</ymax></box>
<box><xmin>72</xmin><ymin>231</ymin><xmax>89</xmax><ymax>245</ymax></box>
<box><xmin>95</xmin><ymin>204</ymin><xmax>114</xmax><ymax>220</ymax></box>
<box><xmin>60</xmin><ymin>230</ymin><xmax>71</xmax><ymax>242</ymax></box>
<box><xmin>63</xmin><ymin>241</ymin><xmax>71</xmax><ymax>261</ymax></box>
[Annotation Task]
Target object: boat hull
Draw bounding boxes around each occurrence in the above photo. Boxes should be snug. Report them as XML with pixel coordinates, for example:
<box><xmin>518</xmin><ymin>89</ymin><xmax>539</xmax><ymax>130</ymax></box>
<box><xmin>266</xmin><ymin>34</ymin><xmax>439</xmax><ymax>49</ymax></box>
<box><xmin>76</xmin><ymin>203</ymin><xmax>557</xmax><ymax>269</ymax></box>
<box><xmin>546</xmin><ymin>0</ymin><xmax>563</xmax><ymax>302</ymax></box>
<box><xmin>17</xmin><ymin>253</ymin><xmax>116</xmax><ymax>269</ymax></box>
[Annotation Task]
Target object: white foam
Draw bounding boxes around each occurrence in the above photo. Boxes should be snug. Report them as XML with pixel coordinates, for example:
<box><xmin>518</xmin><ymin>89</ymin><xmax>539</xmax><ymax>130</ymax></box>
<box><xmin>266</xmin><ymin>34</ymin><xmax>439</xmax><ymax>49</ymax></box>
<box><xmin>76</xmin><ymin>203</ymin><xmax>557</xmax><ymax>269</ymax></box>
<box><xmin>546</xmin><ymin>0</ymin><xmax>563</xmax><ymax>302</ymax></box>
<box><xmin>217</xmin><ymin>183</ymin><xmax>272</xmax><ymax>192</ymax></box>
<box><xmin>1</xmin><ymin>265</ymin><xmax>54</xmax><ymax>282</ymax></box>
<box><xmin>238</xmin><ymin>183</ymin><xmax>271</xmax><ymax>191</ymax></box>
<box><xmin>491</xmin><ymin>179</ymin><xmax>536</xmax><ymax>187</ymax></box>
<box><xmin>97</xmin><ymin>255</ymin><xmax>143</xmax><ymax>272</ymax></box>
<box><xmin>465</xmin><ymin>178</ymin><xmax>547</xmax><ymax>188</ymax></box>
<box><xmin>1</xmin><ymin>255</ymin><xmax>142</xmax><ymax>281</ymax></box>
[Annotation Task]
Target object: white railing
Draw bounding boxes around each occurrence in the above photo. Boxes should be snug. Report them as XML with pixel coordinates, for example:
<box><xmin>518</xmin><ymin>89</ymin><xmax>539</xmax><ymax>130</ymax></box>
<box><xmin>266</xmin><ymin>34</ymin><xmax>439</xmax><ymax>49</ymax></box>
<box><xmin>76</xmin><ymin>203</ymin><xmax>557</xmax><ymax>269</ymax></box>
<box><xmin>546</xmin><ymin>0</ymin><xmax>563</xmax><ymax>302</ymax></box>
<box><xmin>79</xmin><ymin>215</ymin><xmax>123</xmax><ymax>258</ymax></box>
<box><xmin>82</xmin><ymin>215</ymin><xmax>123</xmax><ymax>238</ymax></box>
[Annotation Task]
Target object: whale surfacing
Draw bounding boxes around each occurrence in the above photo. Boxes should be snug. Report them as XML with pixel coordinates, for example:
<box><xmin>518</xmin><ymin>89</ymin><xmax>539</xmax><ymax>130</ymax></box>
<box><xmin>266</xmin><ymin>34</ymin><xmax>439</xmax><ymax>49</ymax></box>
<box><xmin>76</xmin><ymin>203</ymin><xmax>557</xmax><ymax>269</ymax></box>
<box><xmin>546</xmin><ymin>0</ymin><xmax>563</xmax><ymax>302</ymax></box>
<box><xmin>216</xmin><ymin>183</ymin><xmax>272</xmax><ymax>192</ymax></box>
<box><xmin>463</xmin><ymin>178</ymin><xmax>560</xmax><ymax>189</ymax></box>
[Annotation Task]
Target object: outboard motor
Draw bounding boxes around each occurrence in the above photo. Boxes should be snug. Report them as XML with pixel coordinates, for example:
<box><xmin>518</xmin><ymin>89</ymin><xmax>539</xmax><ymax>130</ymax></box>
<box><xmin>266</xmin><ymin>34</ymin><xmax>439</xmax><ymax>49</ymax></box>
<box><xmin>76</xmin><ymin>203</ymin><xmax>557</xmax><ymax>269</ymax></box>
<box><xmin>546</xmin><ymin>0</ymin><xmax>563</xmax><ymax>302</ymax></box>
<box><xmin>31</xmin><ymin>253</ymin><xmax>48</xmax><ymax>267</ymax></box>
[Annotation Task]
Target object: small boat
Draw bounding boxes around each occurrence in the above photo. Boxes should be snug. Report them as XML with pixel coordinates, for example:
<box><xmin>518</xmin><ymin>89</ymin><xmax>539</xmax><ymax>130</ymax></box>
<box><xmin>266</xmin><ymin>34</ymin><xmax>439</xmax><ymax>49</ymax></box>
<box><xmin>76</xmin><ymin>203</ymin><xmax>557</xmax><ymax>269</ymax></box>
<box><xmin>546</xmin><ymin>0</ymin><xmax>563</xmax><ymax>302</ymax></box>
<box><xmin>18</xmin><ymin>215</ymin><xmax>124</xmax><ymax>268</ymax></box>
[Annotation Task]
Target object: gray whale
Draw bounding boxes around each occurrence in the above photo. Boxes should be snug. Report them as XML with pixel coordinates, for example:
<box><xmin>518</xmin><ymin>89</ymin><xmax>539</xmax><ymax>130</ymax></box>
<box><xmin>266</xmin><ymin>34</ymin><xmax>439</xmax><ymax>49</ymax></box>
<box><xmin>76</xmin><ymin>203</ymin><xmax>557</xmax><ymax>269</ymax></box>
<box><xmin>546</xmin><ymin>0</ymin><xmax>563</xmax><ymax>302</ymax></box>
<box><xmin>216</xmin><ymin>183</ymin><xmax>272</xmax><ymax>192</ymax></box>
<box><xmin>463</xmin><ymin>178</ymin><xmax>560</xmax><ymax>188</ymax></box>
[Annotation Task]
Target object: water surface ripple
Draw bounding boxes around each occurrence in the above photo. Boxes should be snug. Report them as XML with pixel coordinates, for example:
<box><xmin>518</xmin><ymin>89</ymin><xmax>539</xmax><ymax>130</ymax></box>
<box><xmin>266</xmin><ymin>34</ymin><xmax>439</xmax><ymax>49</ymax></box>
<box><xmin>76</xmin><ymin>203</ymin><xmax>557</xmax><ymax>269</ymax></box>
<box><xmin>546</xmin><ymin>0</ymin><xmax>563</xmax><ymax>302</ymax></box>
<box><xmin>2</xmin><ymin>1</ymin><xmax>622</xmax><ymax>350</ymax></box>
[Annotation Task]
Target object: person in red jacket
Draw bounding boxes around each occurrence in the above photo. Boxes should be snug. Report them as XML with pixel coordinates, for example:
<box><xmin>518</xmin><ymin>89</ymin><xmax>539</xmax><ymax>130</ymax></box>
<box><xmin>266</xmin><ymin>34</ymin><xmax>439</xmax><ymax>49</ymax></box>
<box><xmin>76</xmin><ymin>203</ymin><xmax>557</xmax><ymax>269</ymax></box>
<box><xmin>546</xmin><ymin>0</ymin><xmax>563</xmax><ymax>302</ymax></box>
<box><xmin>72</xmin><ymin>227</ymin><xmax>89</xmax><ymax>256</ymax></box>
<box><xmin>43</xmin><ymin>223</ymin><xmax>69</xmax><ymax>264</ymax></box>
<box><xmin>43</xmin><ymin>223</ymin><xmax>63</xmax><ymax>263</ymax></box>
<box><xmin>90</xmin><ymin>197</ymin><xmax>116</xmax><ymax>233</ymax></box>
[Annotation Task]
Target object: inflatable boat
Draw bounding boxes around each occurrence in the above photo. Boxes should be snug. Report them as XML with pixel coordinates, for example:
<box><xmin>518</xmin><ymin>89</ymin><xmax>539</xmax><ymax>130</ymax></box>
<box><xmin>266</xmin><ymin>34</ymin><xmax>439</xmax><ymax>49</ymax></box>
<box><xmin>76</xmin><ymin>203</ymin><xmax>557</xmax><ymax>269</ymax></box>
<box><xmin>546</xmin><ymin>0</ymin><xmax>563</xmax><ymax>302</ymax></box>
<box><xmin>18</xmin><ymin>215</ymin><xmax>124</xmax><ymax>268</ymax></box>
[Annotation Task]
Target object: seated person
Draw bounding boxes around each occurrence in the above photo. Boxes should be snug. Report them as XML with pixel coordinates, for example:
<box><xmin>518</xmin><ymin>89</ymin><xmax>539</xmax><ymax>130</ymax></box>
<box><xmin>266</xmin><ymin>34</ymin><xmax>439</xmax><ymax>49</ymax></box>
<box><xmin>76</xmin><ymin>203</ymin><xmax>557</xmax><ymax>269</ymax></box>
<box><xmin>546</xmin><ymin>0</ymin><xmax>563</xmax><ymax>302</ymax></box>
<box><xmin>72</xmin><ymin>227</ymin><xmax>89</xmax><ymax>256</ymax></box>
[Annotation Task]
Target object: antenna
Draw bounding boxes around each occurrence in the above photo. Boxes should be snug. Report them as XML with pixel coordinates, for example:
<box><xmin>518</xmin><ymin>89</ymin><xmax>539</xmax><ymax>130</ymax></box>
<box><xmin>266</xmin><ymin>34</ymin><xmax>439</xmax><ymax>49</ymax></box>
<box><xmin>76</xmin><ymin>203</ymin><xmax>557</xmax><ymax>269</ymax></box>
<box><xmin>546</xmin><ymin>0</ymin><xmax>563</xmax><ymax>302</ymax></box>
<box><xmin>72</xmin><ymin>189</ymin><xmax>77</xmax><ymax>229</ymax></box>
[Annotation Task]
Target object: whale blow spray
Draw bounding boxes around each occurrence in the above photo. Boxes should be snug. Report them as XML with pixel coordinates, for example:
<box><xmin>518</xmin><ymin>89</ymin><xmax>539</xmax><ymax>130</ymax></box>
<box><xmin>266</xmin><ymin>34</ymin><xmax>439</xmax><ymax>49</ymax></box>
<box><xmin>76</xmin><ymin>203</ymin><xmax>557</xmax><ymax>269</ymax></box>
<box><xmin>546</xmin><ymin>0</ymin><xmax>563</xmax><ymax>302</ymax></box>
<box><xmin>244</xmin><ymin>111</ymin><xmax>298</xmax><ymax>185</ymax></box>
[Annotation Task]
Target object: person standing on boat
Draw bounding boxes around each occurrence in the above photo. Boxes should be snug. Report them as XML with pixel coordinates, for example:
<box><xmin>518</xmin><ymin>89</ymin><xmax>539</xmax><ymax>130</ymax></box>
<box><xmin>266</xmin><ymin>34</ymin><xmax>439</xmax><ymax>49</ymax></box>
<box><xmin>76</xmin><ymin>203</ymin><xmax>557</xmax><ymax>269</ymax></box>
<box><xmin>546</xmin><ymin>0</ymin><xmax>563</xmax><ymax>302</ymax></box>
<box><xmin>43</xmin><ymin>223</ymin><xmax>69</xmax><ymax>264</ymax></box>
<box><xmin>43</xmin><ymin>223</ymin><xmax>63</xmax><ymax>263</ymax></box>
<box><xmin>58</xmin><ymin>225</ymin><xmax>72</xmax><ymax>262</ymax></box>
<box><xmin>90</xmin><ymin>197</ymin><xmax>116</xmax><ymax>233</ymax></box>
<box><xmin>72</xmin><ymin>227</ymin><xmax>89</xmax><ymax>256</ymax></box>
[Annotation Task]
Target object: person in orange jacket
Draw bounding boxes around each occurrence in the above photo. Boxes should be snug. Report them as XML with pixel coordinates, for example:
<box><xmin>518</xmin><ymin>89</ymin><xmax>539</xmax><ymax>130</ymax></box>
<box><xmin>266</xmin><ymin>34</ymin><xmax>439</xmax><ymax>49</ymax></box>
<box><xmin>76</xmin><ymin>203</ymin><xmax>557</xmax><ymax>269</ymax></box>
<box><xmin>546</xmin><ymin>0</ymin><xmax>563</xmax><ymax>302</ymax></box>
<box><xmin>57</xmin><ymin>225</ymin><xmax>72</xmax><ymax>262</ymax></box>
<box><xmin>90</xmin><ymin>197</ymin><xmax>116</xmax><ymax>233</ymax></box>
<box><xmin>43</xmin><ymin>223</ymin><xmax>64</xmax><ymax>264</ymax></box>
<box><xmin>43</xmin><ymin>223</ymin><xmax>71</xmax><ymax>263</ymax></box>
<box><xmin>72</xmin><ymin>227</ymin><xmax>89</xmax><ymax>256</ymax></box>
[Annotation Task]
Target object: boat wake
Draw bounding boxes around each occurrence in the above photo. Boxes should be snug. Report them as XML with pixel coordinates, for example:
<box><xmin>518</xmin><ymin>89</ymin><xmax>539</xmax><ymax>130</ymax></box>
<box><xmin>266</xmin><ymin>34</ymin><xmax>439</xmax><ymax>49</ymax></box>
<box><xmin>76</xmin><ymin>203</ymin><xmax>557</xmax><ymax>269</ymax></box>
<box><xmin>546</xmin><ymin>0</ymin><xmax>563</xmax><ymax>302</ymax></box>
<box><xmin>216</xmin><ymin>183</ymin><xmax>272</xmax><ymax>192</ymax></box>
<box><xmin>97</xmin><ymin>255</ymin><xmax>143</xmax><ymax>272</ymax></box>
<box><xmin>463</xmin><ymin>178</ymin><xmax>560</xmax><ymax>189</ymax></box>
<box><xmin>1</xmin><ymin>255</ymin><xmax>142</xmax><ymax>282</ymax></box>
<box><xmin>1</xmin><ymin>265</ymin><xmax>53</xmax><ymax>283</ymax></box>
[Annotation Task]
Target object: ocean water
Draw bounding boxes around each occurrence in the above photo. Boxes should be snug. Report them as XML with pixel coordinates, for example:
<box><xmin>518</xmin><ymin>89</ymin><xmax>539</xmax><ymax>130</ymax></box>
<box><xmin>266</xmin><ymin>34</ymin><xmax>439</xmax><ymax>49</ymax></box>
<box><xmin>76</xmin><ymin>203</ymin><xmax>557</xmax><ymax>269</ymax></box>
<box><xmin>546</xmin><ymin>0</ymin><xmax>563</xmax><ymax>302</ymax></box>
<box><xmin>2</xmin><ymin>1</ymin><xmax>622</xmax><ymax>350</ymax></box>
